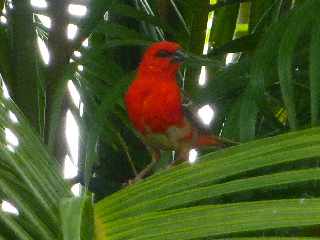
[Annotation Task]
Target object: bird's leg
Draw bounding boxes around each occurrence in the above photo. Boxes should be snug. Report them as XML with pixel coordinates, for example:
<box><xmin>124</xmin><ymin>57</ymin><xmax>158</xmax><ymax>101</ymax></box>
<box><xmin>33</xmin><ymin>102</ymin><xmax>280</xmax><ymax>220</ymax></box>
<box><xmin>129</xmin><ymin>149</ymin><xmax>160</xmax><ymax>185</ymax></box>
<box><xmin>169</xmin><ymin>128</ymin><xmax>199</xmax><ymax>167</ymax></box>
<box><xmin>190</xmin><ymin>127</ymin><xmax>199</xmax><ymax>148</ymax></box>
<box><xmin>171</xmin><ymin>147</ymin><xmax>189</xmax><ymax>166</ymax></box>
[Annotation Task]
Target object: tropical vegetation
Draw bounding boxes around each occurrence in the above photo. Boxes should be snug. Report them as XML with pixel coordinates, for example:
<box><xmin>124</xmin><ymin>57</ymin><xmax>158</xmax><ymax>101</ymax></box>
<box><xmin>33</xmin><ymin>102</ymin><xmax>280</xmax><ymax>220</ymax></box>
<box><xmin>0</xmin><ymin>0</ymin><xmax>320</xmax><ymax>239</ymax></box>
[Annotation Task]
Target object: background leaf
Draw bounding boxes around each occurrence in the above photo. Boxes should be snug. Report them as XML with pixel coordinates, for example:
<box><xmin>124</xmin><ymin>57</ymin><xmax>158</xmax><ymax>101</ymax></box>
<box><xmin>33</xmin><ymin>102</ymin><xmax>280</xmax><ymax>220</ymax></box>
<box><xmin>60</xmin><ymin>195</ymin><xmax>94</xmax><ymax>240</ymax></box>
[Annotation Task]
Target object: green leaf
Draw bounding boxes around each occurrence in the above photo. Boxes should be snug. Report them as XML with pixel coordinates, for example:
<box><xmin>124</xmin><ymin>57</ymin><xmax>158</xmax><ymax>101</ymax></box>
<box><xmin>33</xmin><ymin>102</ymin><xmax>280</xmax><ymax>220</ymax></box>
<box><xmin>277</xmin><ymin>17</ymin><xmax>303</xmax><ymax>130</ymax></box>
<box><xmin>0</xmin><ymin>92</ymin><xmax>70</xmax><ymax>238</ymax></box>
<box><xmin>100</xmin><ymin>199</ymin><xmax>320</xmax><ymax>239</ymax></box>
<box><xmin>210</xmin><ymin>0</ymin><xmax>251</xmax><ymax>11</ymax></box>
<box><xmin>0</xmin><ymin>170</ymin><xmax>56</xmax><ymax>240</ymax></box>
<box><xmin>210</xmin><ymin>1</ymin><xmax>239</xmax><ymax>48</ymax></box>
<box><xmin>184</xmin><ymin>0</ymin><xmax>210</xmax><ymax>96</ymax></box>
<box><xmin>60</xmin><ymin>195</ymin><xmax>94</xmax><ymax>240</ymax></box>
<box><xmin>249</xmin><ymin>0</ymin><xmax>276</xmax><ymax>33</ymax></box>
<box><xmin>239</xmin><ymin>87</ymin><xmax>259</xmax><ymax>141</ymax></box>
<box><xmin>208</xmin><ymin>33</ymin><xmax>260</xmax><ymax>56</ymax></box>
<box><xmin>9</xmin><ymin>0</ymin><xmax>42</xmax><ymax>133</ymax></box>
<box><xmin>0</xmin><ymin>211</ymin><xmax>33</xmax><ymax>240</ymax></box>
<box><xmin>110</xmin><ymin>3</ymin><xmax>172</xmax><ymax>34</ymax></box>
<box><xmin>47</xmin><ymin>63</ymin><xmax>77</xmax><ymax>152</ymax></box>
<box><xmin>95</xmin><ymin>23</ymin><xmax>149</xmax><ymax>41</ymax></box>
<box><xmin>0</xmin><ymin>29</ymin><xmax>12</xmax><ymax>85</ymax></box>
<box><xmin>99</xmin><ymin>168</ymin><xmax>320</xmax><ymax>222</ymax></box>
<box><xmin>106</xmin><ymin>127</ymin><xmax>318</xmax><ymax>210</ymax></box>
<box><xmin>104</xmin><ymin>39</ymin><xmax>151</xmax><ymax>49</ymax></box>
<box><xmin>309</xmin><ymin>18</ymin><xmax>320</xmax><ymax>126</ymax></box>
<box><xmin>240</xmin><ymin>1</ymin><xmax>311</xmax><ymax>139</ymax></box>
<box><xmin>95</xmin><ymin>127</ymin><xmax>320</xmax><ymax>240</ymax></box>
<box><xmin>277</xmin><ymin>1</ymin><xmax>320</xmax><ymax>129</ymax></box>
<box><xmin>4</xmin><ymin>0</ymin><xmax>320</xmax><ymax>239</ymax></box>
<box><xmin>75</xmin><ymin>0</ymin><xmax>114</xmax><ymax>46</ymax></box>
<box><xmin>167</xmin><ymin>0</ymin><xmax>190</xmax><ymax>35</ymax></box>
<box><xmin>225</xmin><ymin>238</ymin><xmax>320</xmax><ymax>240</ymax></box>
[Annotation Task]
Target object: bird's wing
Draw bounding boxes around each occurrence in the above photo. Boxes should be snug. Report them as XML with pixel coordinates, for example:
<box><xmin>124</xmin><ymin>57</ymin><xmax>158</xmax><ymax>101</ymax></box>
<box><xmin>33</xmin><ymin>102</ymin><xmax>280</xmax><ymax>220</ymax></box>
<box><xmin>181</xmin><ymin>90</ymin><xmax>239</xmax><ymax>147</ymax></box>
<box><xmin>181</xmin><ymin>90</ymin><xmax>211</xmax><ymax>134</ymax></box>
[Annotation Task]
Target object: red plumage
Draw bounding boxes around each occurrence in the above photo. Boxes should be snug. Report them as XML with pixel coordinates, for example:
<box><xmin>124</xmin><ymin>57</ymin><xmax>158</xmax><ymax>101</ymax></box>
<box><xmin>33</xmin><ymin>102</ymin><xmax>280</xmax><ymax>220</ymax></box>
<box><xmin>125</xmin><ymin>41</ymin><xmax>184</xmax><ymax>134</ymax></box>
<box><xmin>125</xmin><ymin>41</ymin><xmax>224</xmax><ymax>165</ymax></box>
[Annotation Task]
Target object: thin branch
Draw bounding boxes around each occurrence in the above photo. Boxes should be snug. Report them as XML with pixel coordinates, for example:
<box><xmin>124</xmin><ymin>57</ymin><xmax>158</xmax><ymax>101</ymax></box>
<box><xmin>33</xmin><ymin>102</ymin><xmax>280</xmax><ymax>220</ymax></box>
<box><xmin>117</xmin><ymin>132</ymin><xmax>138</xmax><ymax>176</ymax></box>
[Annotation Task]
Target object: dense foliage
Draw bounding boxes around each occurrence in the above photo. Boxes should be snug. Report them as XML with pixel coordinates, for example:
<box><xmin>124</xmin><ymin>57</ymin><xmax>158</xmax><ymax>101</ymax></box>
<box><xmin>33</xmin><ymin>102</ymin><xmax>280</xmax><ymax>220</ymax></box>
<box><xmin>0</xmin><ymin>0</ymin><xmax>320</xmax><ymax>239</ymax></box>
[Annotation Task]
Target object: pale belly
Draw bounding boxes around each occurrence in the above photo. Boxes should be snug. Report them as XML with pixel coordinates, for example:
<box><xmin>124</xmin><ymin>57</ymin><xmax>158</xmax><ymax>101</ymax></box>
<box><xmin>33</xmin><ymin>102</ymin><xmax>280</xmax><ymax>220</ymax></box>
<box><xmin>144</xmin><ymin>133</ymin><xmax>176</xmax><ymax>150</ymax></box>
<box><xmin>144</xmin><ymin>119</ymin><xmax>193</xmax><ymax>151</ymax></box>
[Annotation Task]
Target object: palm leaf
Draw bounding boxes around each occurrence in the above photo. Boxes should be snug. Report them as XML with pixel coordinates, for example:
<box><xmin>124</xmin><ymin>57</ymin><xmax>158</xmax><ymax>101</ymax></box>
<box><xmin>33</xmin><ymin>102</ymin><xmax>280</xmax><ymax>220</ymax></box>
<box><xmin>95</xmin><ymin>127</ymin><xmax>320</xmax><ymax>239</ymax></box>
<box><xmin>0</xmin><ymin>80</ymin><xmax>70</xmax><ymax>238</ymax></box>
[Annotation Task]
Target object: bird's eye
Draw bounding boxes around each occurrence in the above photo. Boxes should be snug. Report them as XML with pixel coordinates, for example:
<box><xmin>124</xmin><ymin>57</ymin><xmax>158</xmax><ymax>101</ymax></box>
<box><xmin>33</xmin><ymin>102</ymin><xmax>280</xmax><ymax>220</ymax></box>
<box><xmin>156</xmin><ymin>50</ymin><xmax>173</xmax><ymax>58</ymax></box>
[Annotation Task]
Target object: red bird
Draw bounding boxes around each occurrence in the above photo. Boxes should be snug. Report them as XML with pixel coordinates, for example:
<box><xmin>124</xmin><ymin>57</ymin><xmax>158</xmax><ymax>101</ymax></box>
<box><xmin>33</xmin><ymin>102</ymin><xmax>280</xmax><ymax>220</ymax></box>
<box><xmin>125</xmin><ymin>41</ymin><xmax>225</xmax><ymax>180</ymax></box>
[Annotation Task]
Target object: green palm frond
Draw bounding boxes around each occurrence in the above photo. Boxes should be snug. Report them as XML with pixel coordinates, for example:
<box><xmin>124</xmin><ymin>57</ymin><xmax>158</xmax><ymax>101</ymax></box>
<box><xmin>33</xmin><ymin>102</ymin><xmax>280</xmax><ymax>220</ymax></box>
<box><xmin>95</xmin><ymin>127</ymin><xmax>320</xmax><ymax>239</ymax></box>
<box><xmin>0</xmin><ymin>83</ymin><xmax>70</xmax><ymax>239</ymax></box>
<box><xmin>1</xmin><ymin>0</ymin><xmax>320</xmax><ymax>239</ymax></box>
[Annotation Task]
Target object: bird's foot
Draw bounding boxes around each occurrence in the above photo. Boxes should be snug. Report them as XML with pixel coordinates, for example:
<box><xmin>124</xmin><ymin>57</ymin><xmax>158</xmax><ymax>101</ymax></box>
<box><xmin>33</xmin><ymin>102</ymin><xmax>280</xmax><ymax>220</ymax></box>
<box><xmin>124</xmin><ymin>158</ymin><xmax>158</xmax><ymax>187</ymax></box>
<box><xmin>124</xmin><ymin>176</ymin><xmax>142</xmax><ymax>186</ymax></box>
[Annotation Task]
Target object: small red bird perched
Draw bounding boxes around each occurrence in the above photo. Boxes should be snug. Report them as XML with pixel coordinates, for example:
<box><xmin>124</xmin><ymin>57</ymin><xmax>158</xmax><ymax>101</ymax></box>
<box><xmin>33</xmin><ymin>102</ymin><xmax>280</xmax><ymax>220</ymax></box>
<box><xmin>125</xmin><ymin>41</ymin><xmax>225</xmax><ymax>180</ymax></box>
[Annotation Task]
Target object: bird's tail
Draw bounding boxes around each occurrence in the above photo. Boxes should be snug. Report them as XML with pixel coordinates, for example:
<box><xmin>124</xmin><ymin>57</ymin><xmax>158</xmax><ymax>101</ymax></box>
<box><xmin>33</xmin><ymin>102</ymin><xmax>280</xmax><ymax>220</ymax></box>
<box><xmin>196</xmin><ymin>134</ymin><xmax>237</xmax><ymax>148</ymax></box>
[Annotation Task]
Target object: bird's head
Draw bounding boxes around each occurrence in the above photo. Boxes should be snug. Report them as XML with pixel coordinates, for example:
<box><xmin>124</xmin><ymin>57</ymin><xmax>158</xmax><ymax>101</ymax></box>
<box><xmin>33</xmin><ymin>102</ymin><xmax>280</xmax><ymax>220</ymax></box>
<box><xmin>138</xmin><ymin>41</ymin><xmax>187</xmax><ymax>76</ymax></box>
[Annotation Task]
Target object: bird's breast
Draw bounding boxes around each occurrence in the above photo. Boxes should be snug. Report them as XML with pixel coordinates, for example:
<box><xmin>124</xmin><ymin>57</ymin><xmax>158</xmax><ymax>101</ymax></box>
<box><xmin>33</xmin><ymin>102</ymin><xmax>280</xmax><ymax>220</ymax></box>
<box><xmin>125</xmin><ymin>77</ymin><xmax>184</xmax><ymax>134</ymax></box>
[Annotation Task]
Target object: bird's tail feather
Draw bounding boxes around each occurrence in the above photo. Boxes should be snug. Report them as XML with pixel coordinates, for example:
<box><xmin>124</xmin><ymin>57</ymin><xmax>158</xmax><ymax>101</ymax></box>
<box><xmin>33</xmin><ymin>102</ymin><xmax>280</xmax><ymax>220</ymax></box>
<box><xmin>196</xmin><ymin>134</ymin><xmax>237</xmax><ymax>148</ymax></box>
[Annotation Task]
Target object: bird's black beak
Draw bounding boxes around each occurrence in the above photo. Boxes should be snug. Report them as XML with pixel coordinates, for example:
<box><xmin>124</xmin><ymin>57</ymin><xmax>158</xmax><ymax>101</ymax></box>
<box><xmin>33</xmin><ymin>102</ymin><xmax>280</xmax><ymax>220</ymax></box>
<box><xmin>171</xmin><ymin>49</ymin><xmax>188</xmax><ymax>63</ymax></box>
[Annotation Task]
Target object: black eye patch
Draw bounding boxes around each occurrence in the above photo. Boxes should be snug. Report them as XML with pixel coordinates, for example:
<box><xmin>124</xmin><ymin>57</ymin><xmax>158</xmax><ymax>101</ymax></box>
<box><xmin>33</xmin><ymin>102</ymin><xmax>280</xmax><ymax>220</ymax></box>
<box><xmin>156</xmin><ymin>50</ymin><xmax>174</xmax><ymax>58</ymax></box>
